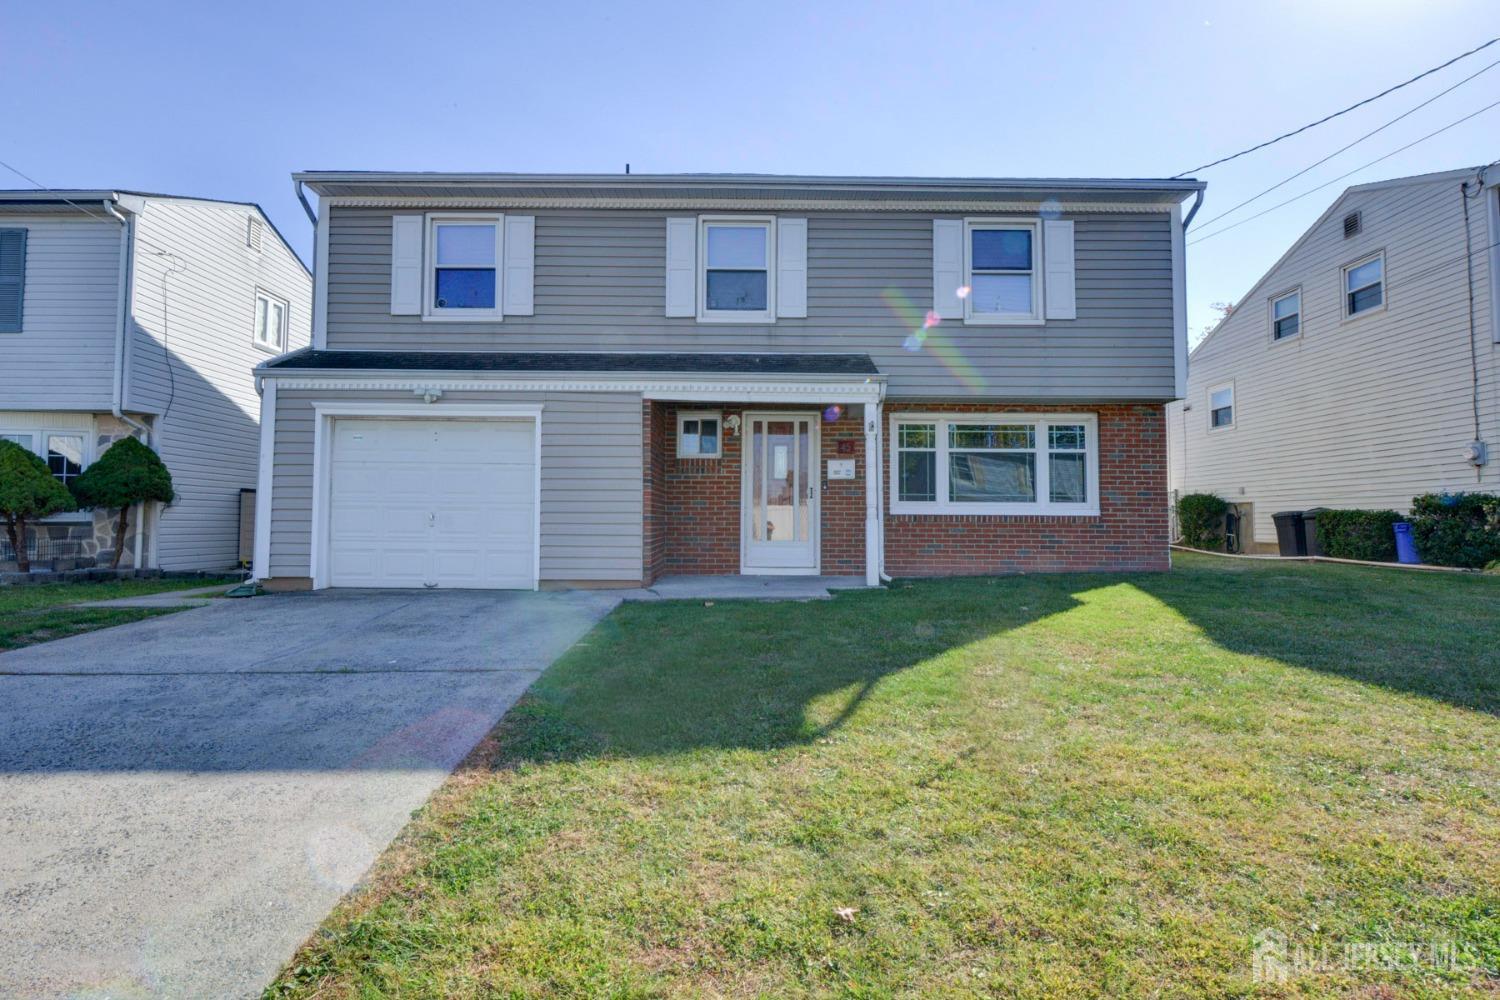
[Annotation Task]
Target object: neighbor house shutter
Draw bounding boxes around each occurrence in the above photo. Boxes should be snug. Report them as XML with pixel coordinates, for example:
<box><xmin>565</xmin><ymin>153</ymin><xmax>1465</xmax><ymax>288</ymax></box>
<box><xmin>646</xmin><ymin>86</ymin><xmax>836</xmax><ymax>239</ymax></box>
<box><xmin>0</xmin><ymin>229</ymin><xmax>27</xmax><ymax>333</ymax></box>
<box><xmin>776</xmin><ymin>217</ymin><xmax>808</xmax><ymax>318</ymax></box>
<box><xmin>390</xmin><ymin>214</ymin><xmax>424</xmax><ymax>315</ymax></box>
<box><xmin>1043</xmin><ymin>219</ymin><xmax>1076</xmax><ymax>320</ymax></box>
<box><xmin>664</xmin><ymin>217</ymin><xmax>697</xmax><ymax>317</ymax></box>
<box><xmin>932</xmin><ymin>219</ymin><xmax>963</xmax><ymax>320</ymax></box>
<box><xmin>503</xmin><ymin>215</ymin><xmax>534</xmax><ymax>316</ymax></box>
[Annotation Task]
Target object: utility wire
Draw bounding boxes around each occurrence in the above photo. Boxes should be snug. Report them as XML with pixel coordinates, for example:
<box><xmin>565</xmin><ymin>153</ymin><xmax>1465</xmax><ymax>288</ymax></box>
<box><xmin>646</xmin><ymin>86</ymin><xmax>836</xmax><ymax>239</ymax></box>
<box><xmin>1187</xmin><ymin>98</ymin><xmax>1500</xmax><ymax>246</ymax></box>
<box><xmin>1173</xmin><ymin>36</ymin><xmax>1500</xmax><ymax>177</ymax></box>
<box><xmin>1189</xmin><ymin>56</ymin><xmax>1500</xmax><ymax>232</ymax></box>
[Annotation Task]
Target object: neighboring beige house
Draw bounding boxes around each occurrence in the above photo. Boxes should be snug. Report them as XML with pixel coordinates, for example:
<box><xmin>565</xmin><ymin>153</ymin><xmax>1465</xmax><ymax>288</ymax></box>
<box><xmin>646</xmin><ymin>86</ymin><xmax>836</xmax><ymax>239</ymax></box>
<box><xmin>1168</xmin><ymin>166</ymin><xmax>1499</xmax><ymax>552</ymax></box>
<box><xmin>0</xmin><ymin>190</ymin><xmax>310</xmax><ymax>571</ymax></box>
<box><xmin>254</xmin><ymin>172</ymin><xmax>1205</xmax><ymax>591</ymax></box>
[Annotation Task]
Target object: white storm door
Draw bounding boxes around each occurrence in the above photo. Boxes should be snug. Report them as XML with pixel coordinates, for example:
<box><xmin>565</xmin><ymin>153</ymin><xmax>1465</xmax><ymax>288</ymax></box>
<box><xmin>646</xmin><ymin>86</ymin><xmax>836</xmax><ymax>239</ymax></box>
<box><xmin>742</xmin><ymin>413</ymin><xmax>819</xmax><ymax>572</ymax></box>
<box><xmin>327</xmin><ymin>417</ymin><xmax>535</xmax><ymax>589</ymax></box>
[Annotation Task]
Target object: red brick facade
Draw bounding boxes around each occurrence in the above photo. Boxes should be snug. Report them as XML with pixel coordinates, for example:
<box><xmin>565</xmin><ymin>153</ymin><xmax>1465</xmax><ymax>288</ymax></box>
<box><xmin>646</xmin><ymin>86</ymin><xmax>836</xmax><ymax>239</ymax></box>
<box><xmin>641</xmin><ymin>401</ymin><xmax>866</xmax><ymax>582</ymax></box>
<box><xmin>640</xmin><ymin>400</ymin><xmax>1167</xmax><ymax>582</ymax></box>
<box><xmin>881</xmin><ymin>402</ymin><xmax>1169</xmax><ymax>576</ymax></box>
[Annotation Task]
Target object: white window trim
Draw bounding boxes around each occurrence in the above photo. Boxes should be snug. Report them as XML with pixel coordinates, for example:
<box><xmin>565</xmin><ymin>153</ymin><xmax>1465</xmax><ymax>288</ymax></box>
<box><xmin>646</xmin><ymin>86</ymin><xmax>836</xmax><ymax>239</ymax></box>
<box><xmin>0</xmin><ymin>428</ymin><xmax>93</xmax><ymax>522</ymax></box>
<box><xmin>676</xmin><ymin>410</ymin><xmax>722</xmax><ymax>458</ymax></box>
<box><xmin>1341</xmin><ymin>249</ymin><xmax>1386</xmax><ymax>321</ymax></box>
<box><xmin>253</xmin><ymin>288</ymin><xmax>289</xmax><ymax>353</ymax></box>
<box><xmin>963</xmin><ymin>218</ymin><xmax>1044</xmax><ymax>326</ymax></box>
<box><xmin>422</xmin><ymin>213</ymin><xmax>504</xmax><ymax>321</ymax></box>
<box><xmin>697</xmin><ymin>216</ymin><xmax>776</xmax><ymax>324</ymax></box>
<box><xmin>1208</xmin><ymin>381</ymin><xmax>1235</xmax><ymax>432</ymax></box>
<box><xmin>888</xmin><ymin>412</ymin><xmax>1099</xmax><ymax>516</ymax></box>
<box><xmin>1268</xmin><ymin>287</ymin><xmax>1302</xmax><ymax>344</ymax></box>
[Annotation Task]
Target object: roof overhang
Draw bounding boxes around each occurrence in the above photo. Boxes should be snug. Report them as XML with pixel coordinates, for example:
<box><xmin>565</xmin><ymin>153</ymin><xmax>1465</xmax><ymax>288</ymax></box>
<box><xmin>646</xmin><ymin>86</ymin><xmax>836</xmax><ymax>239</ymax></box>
<box><xmin>294</xmin><ymin>171</ymin><xmax>1204</xmax><ymax>213</ymax></box>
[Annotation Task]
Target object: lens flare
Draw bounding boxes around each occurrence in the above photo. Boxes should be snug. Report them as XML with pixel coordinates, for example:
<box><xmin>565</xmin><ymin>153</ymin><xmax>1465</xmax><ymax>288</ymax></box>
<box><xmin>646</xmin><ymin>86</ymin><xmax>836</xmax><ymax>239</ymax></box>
<box><xmin>956</xmin><ymin>285</ymin><xmax>971</xmax><ymax>299</ymax></box>
<box><xmin>881</xmin><ymin>288</ymin><xmax>986</xmax><ymax>392</ymax></box>
<box><xmin>823</xmin><ymin>404</ymin><xmax>843</xmax><ymax>422</ymax></box>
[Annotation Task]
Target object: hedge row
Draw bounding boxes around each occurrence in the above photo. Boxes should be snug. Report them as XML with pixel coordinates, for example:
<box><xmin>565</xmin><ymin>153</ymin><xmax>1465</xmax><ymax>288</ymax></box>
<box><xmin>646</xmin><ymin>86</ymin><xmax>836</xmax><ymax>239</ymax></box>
<box><xmin>1316</xmin><ymin>509</ymin><xmax>1403</xmax><ymax>562</ymax></box>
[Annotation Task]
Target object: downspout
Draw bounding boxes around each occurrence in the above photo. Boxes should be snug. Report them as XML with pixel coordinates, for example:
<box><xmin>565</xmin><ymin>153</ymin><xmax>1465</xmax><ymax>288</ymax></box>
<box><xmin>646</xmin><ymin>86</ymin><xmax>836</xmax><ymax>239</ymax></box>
<box><xmin>294</xmin><ymin>178</ymin><xmax>317</xmax><ymax>227</ymax></box>
<box><xmin>1181</xmin><ymin>187</ymin><xmax>1204</xmax><ymax>231</ymax></box>
<box><xmin>104</xmin><ymin>198</ymin><xmax>150</xmax><ymax>571</ymax></box>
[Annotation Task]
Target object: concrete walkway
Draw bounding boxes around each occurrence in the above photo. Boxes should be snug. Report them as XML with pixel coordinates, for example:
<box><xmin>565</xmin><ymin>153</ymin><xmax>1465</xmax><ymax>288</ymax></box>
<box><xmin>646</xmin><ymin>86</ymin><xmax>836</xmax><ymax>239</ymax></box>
<box><xmin>73</xmin><ymin>583</ymin><xmax>239</xmax><ymax>608</ymax></box>
<box><xmin>0</xmin><ymin>589</ymin><xmax>620</xmax><ymax>999</ymax></box>
<box><xmin>627</xmin><ymin>575</ymin><xmax>872</xmax><ymax>601</ymax></box>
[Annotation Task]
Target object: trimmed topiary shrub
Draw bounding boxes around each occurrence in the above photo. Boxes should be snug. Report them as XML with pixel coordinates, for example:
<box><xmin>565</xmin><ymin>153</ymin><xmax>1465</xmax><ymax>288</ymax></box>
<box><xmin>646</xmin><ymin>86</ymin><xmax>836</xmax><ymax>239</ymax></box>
<box><xmin>1316</xmin><ymin>509</ymin><xmax>1403</xmax><ymax>562</ymax></box>
<box><xmin>1176</xmin><ymin>492</ymin><xmax>1229</xmax><ymax>550</ymax></box>
<box><xmin>69</xmin><ymin>437</ymin><xmax>175</xmax><ymax>569</ymax></box>
<box><xmin>0</xmin><ymin>439</ymin><xmax>76</xmax><ymax>572</ymax></box>
<box><xmin>1407</xmin><ymin>492</ymin><xmax>1500</xmax><ymax>569</ymax></box>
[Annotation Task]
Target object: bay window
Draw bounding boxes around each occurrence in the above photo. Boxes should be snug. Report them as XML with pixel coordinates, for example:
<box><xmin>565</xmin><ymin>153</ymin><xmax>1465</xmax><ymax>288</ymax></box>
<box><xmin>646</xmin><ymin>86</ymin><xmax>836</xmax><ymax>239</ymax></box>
<box><xmin>891</xmin><ymin>414</ymin><xmax>1098</xmax><ymax>515</ymax></box>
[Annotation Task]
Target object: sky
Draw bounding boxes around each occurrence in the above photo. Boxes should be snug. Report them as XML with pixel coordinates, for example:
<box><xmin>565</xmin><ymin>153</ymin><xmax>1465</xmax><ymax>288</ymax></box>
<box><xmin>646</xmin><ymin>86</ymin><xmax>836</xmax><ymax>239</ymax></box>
<box><xmin>3</xmin><ymin>1</ymin><xmax>1497</xmax><ymax>340</ymax></box>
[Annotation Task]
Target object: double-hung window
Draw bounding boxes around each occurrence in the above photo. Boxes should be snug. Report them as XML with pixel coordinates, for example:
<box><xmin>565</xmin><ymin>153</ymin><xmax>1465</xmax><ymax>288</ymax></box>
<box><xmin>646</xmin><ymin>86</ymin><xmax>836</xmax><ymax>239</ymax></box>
<box><xmin>1343</xmin><ymin>252</ymin><xmax>1384</xmax><ymax>318</ymax></box>
<box><xmin>1209</xmin><ymin>383</ymin><xmax>1234</xmax><ymax>430</ymax></box>
<box><xmin>1270</xmin><ymin>289</ymin><xmax>1300</xmax><ymax>341</ymax></box>
<box><xmin>426</xmin><ymin>215</ymin><xmax>502</xmax><ymax>319</ymax></box>
<box><xmin>699</xmin><ymin>218</ymin><xmax>773</xmax><ymax>322</ymax></box>
<box><xmin>891</xmin><ymin>414</ymin><xmax>1098</xmax><ymax>515</ymax></box>
<box><xmin>253</xmin><ymin>289</ymin><xmax>288</xmax><ymax>351</ymax></box>
<box><xmin>964</xmin><ymin>220</ymin><xmax>1041</xmax><ymax>324</ymax></box>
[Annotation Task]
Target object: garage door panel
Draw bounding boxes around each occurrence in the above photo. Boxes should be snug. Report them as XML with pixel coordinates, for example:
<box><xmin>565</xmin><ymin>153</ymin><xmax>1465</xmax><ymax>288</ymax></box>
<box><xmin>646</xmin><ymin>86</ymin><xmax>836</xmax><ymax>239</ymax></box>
<box><xmin>327</xmin><ymin>417</ymin><xmax>537</xmax><ymax>590</ymax></box>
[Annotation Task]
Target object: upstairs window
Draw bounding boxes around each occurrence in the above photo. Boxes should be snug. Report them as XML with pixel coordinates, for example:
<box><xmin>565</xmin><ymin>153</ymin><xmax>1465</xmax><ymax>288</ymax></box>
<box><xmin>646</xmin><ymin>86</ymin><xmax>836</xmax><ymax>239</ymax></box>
<box><xmin>676</xmin><ymin>411</ymin><xmax>722</xmax><ymax>458</ymax></box>
<box><xmin>699</xmin><ymin>219</ymin><xmax>772</xmax><ymax>321</ymax></box>
<box><xmin>1343</xmin><ymin>252</ymin><xmax>1384</xmax><ymax>318</ymax></box>
<box><xmin>1271</xmin><ymin>289</ymin><xmax>1301</xmax><ymax>341</ymax></box>
<box><xmin>1209</xmin><ymin>383</ymin><xmax>1235</xmax><ymax>430</ymax></box>
<box><xmin>891</xmin><ymin>414</ymin><xmax>1097</xmax><ymax>515</ymax></box>
<box><xmin>965</xmin><ymin>220</ymin><xmax>1040</xmax><ymax>324</ymax></box>
<box><xmin>426</xmin><ymin>215</ymin><xmax>501</xmax><ymax>319</ymax></box>
<box><xmin>253</xmin><ymin>290</ymin><xmax>288</xmax><ymax>352</ymax></box>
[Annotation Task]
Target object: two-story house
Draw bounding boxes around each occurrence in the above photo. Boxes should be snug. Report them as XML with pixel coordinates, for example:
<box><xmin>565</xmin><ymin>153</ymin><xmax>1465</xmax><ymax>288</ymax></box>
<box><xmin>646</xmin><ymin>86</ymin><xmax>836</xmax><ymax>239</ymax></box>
<box><xmin>253</xmin><ymin>172</ymin><xmax>1203</xmax><ymax>590</ymax></box>
<box><xmin>0</xmin><ymin>190</ymin><xmax>311</xmax><ymax>571</ymax></box>
<box><xmin>1168</xmin><ymin>166</ymin><xmax>1498</xmax><ymax>551</ymax></box>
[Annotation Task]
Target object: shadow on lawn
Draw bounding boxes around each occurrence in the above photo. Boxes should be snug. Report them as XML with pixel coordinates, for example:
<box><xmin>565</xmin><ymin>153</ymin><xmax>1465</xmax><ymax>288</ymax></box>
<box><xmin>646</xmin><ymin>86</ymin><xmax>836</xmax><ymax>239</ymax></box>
<box><xmin>494</xmin><ymin>558</ymin><xmax>1500</xmax><ymax>766</ymax></box>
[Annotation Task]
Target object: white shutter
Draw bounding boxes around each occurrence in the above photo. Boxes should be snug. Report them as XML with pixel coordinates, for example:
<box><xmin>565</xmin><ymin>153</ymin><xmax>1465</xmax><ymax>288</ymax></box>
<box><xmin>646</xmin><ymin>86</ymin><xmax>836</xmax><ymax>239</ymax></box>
<box><xmin>665</xmin><ymin>217</ymin><xmax>697</xmax><ymax>317</ymax></box>
<box><xmin>1043</xmin><ymin>219</ymin><xmax>1076</xmax><ymax>320</ymax></box>
<box><xmin>776</xmin><ymin>217</ymin><xmax>808</xmax><ymax>318</ymax></box>
<box><xmin>503</xmin><ymin>215</ymin><xmax>534</xmax><ymax>316</ymax></box>
<box><xmin>390</xmin><ymin>214</ymin><xmax>424</xmax><ymax>315</ymax></box>
<box><xmin>932</xmin><ymin>219</ymin><xmax>964</xmax><ymax>319</ymax></box>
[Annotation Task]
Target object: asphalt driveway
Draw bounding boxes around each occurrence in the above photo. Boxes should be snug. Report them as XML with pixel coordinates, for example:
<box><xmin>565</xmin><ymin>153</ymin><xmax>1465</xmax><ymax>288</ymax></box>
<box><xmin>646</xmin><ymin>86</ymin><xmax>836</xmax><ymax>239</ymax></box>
<box><xmin>0</xmin><ymin>588</ymin><xmax>621</xmax><ymax>999</ymax></box>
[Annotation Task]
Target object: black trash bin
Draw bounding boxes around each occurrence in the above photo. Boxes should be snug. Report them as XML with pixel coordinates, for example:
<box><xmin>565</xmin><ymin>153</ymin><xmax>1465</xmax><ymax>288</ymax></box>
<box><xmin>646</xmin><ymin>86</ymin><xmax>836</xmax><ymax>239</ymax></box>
<box><xmin>1301</xmin><ymin>508</ymin><xmax>1329</xmax><ymax>557</ymax></box>
<box><xmin>1272</xmin><ymin>510</ymin><xmax>1307</xmax><ymax>557</ymax></box>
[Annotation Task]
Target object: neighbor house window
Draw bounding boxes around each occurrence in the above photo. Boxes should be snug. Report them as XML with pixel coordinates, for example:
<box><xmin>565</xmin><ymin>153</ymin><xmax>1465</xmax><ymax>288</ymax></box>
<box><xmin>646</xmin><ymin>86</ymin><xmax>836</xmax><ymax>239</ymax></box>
<box><xmin>1271</xmin><ymin>289</ymin><xmax>1300</xmax><ymax>341</ymax></box>
<box><xmin>1343</xmin><ymin>252</ymin><xmax>1384</xmax><ymax>318</ymax></box>
<box><xmin>426</xmin><ymin>215</ymin><xmax>501</xmax><ymax>318</ymax></box>
<box><xmin>1209</xmin><ymin>384</ymin><xmax>1234</xmax><ymax>429</ymax></box>
<box><xmin>964</xmin><ymin>219</ymin><xmax>1041</xmax><ymax>324</ymax></box>
<box><xmin>253</xmin><ymin>290</ymin><xmax>288</xmax><ymax>351</ymax></box>
<box><xmin>0</xmin><ymin>429</ymin><xmax>89</xmax><ymax>521</ymax></box>
<box><xmin>699</xmin><ymin>219</ymin><xmax>773</xmax><ymax>321</ymax></box>
<box><xmin>677</xmin><ymin>411</ymin><xmax>721</xmax><ymax>458</ymax></box>
<box><xmin>891</xmin><ymin>414</ymin><xmax>1097</xmax><ymax>515</ymax></box>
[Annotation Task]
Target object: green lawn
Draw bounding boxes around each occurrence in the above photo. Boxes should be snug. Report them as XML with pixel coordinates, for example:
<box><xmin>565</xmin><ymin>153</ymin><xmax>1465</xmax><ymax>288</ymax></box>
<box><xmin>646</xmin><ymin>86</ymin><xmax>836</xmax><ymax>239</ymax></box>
<box><xmin>0</xmin><ymin>577</ymin><xmax>237</xmax><ymax>651</ymax></box>
<box><xmin>269</xmin><ymin>554</ymin><xmax>1499</xmax><ymax>999</ymax></box>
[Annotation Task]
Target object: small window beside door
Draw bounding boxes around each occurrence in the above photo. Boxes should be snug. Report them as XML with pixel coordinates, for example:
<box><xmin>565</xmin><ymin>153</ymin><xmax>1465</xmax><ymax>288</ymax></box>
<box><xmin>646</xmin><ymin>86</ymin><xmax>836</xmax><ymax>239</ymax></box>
<box><xmin>253</xmin><ymin>290</ymin><xmax>288</xmax><ymax>352</ymax></box>
<box><xmin>1270</xmin><ymin>288</ymin><xmax>1301</xmax><ymax>341</ymax></box>
<box><xmin>677</xmin><ymin>411</ymin><xmax>722</xmax><ymax>458</ymax></box>
<box><xmin>1209</xmin><ymin>383</ymin><xmax>1235</xmax><ymax>430</ymax></box>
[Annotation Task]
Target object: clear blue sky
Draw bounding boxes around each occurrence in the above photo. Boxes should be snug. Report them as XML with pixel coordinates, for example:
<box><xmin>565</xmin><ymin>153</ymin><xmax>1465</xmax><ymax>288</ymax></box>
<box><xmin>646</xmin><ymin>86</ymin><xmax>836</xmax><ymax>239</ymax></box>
<box><xmin>4</xmin><ymin>1</ymin><xmax>1496</xmax><ymax>339</ymax></box>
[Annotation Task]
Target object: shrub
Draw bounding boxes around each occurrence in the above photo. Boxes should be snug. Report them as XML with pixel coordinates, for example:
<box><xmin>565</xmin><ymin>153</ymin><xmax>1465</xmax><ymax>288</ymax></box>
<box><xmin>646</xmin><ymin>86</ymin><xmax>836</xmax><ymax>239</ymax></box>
<box><xmin>1315</xmin><ymin>509</ymin><xmax>1403</xmax><ymax>562</ymax></box>
<box><xmin>0</xmin><ymin>439</ymin><xmax>76</xmax><ymax>572</ymax></box>
<box><xmin>1407</xmin><ymin>492</ymin><xmax>1500</xmax><ymax>569</ymax></box>
<box><xmin>69</xmin><ymin>437</ymin><xmax>175</xmax><ymax>569</ymax></box>
<box><xmin>1176</xmin><ymin>492</ymin><xmax>1229</xmax><ymax>550</ymax></box>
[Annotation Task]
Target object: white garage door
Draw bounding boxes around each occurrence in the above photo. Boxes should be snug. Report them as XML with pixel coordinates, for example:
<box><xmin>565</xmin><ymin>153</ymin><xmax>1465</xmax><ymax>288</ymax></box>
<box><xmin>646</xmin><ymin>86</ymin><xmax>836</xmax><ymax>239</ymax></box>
<box><xmin>327</xmin><ymin>418</ymin><xmax>536</xmax><ymax>589</ymax></box>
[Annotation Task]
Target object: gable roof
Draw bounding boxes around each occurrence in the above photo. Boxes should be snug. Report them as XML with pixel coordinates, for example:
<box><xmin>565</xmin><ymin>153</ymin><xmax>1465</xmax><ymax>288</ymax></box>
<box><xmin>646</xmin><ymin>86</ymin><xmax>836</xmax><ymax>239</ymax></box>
<box><xmin>1188</xmin><ymin>164</ymin><xmax>1489</xmax><ymax>359</ymax></box>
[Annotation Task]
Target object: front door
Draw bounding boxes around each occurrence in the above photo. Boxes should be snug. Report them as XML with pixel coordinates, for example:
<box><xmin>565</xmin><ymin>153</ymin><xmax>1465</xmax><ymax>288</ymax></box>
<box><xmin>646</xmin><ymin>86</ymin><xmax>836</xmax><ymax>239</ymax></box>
<box><xmin>742</xmin><ymin>413</ymin><xmax>819</xmax><ymax>573</ymax></box>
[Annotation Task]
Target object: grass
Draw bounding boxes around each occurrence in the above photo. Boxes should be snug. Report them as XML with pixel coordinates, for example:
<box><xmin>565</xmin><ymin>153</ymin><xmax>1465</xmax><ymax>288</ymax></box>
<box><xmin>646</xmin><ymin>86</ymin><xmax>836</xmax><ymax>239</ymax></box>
<box><xmin>0</xmin><ymin>576</ymin><xmax>238</xmax><ymax>651</ymax></box>
<box><xmin>267</xmin><ymin>554</ymin><xmax>1499</xmax><ymax>999</ymax></box>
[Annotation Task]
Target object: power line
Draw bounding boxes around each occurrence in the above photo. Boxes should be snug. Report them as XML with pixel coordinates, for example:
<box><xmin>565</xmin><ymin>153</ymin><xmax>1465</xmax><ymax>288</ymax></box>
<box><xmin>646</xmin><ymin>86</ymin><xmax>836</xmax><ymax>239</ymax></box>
<box><xmin>0</xmin><ymin>155</ymin><xmax>117</xmax><ymax>224</ymax></box>
<box><xmin>1187</xmin><ymin>98</ymin><xmax>1500</xmax><ymax>246</ymax></box>
<box><xmin>1173</xmin><ymin>36</ymin><xmax>1500</xmax><ymax>177</ymax></box>
<box><xmin>1189</xmin><ymin>56</ymin><xmax>1500</xmax><ymax>233</ymax></box>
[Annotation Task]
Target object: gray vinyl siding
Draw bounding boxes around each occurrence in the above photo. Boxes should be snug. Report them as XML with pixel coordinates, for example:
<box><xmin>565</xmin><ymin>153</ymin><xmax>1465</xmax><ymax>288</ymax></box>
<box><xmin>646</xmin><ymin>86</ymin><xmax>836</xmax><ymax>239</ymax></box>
<box><xmin>128</xmin><ymin>199</ymin><xmax>312</xmax><ymax>570</ymax></box>
<box><xmin>267</xmin><ymin>389</ymin><xmax>643</xmax><ymax>582</ymax></box>
<box><xmin>1168</xmin><ymin>175</ymin><xmax>1498</xmax><ymax>546</ymax></box>
<box><xmin>0</xmin><ymin>216</ymin><xmax>121</xmax><ymax>409</ymax></box>
<box><xmin>324</xmin><ymin>208</ymin><xmax>1176</xmax><ymax>401</ymax></box>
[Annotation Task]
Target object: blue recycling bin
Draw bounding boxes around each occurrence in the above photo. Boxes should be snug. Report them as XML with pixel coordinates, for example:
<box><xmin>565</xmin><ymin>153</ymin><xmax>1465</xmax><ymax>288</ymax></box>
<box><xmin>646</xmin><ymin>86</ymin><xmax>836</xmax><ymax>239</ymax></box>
<box><xmin>1394</xmin><ymin>522</ymin><xmax>1421</xmax><ymax>564</ymax></box>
